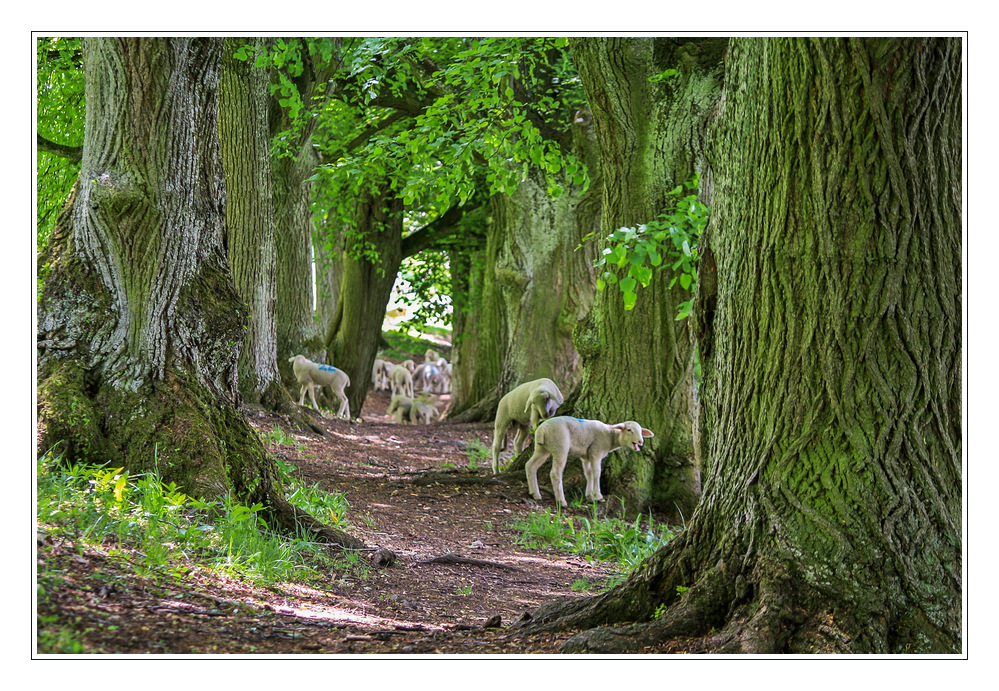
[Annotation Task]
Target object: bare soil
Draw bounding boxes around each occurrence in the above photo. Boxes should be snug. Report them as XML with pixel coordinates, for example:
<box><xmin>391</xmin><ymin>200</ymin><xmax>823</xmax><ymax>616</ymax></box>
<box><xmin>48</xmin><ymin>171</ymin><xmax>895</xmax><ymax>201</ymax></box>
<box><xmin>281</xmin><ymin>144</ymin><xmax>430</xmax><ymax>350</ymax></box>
<box><xmin>36</xmin><ymin>376</ymin><xmax>689</xmax><ymax>656</ymax></box>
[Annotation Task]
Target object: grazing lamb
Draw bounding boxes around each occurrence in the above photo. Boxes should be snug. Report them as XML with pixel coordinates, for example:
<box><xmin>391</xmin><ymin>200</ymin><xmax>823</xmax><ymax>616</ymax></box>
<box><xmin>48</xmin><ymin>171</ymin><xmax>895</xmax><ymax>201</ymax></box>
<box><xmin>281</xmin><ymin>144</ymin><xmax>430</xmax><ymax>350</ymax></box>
<box><xmin>439</xmin><ymin>360</ymin><xmax>453</xmax><ymax>393</ymax></box>
<box><xmin>387</xmin><ymin>393</ymin><xmax>414</xmax><ymax>424</ymax></box>
<box><xmin>525</xmin><ymin>416</ymin><xmax>654</xmax><ymax>508</ymax></box>
<box><xmin>409</xmin><ymin>397</ymin><xmax>439</xmax><ymax>425</ymax></box>
<box><xmin>288</xmin><ymin>355</ymin><xmax>351</xmax><ymax>419</ymax></box>
<box><xmin>424</xmin><ymin>349</ymin><xmax>439</xmax><ymax>364</ymax></box>
<box><xmin>491</xmin><ymin>378</ymin><xmax>564</xmax><ymax>474</ymax></box>
<box><xmin>390</xmin><ymin>364</ymin><xmax>415</xmax><ymax>399</ymax></box>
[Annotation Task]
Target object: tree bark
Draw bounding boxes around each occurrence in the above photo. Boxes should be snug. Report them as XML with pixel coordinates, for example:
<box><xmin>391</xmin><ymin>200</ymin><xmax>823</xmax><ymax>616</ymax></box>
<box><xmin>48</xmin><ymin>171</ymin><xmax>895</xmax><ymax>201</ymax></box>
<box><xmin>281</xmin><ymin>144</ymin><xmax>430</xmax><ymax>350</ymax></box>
<box><xmin>324</xmin><ymin>186</ymin><xmax>405</xmax><ymax>416</ymax></box>
<box><xmin>274</xmin><ymin>144</ymin><xmax>324</xmax><ymax>371</ymax></box>
<box><xmin>556</xmin><ymin>37</ymin><xmax>727</xmax><ymax>517</ymax></box>
<box><xmin>270</xmin><ymin>41</ymin><xmax>341</xmax><ymax>388</ymax></box>
<box><xmin>313</xmin><ymin>217</ymin><xmax>344</xmax><ymax>340</ymax></box>
<box><xmin>447</xmin><ymin>120</ymin><xmax>601</xmax><ymax>422</ymax></box>
<box><xmin>219</xmin><ymin>38</ymin><xmax>292</xmax><ymax>411</ymax></box>
<box><xmin>36</xmin><ymin>37</ymin><xmax>362</xmax><ymax>549</ymax></box>
<box><xmin>518</xmin><ymin>36</ymin><xmax>962</xmax><ymax>654</ymax></box>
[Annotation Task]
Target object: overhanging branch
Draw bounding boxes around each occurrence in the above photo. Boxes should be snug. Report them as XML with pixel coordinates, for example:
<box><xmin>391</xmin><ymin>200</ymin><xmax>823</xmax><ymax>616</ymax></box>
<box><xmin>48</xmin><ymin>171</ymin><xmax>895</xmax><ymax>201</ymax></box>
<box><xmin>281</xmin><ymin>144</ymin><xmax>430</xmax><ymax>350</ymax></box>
<box><xmin>400</xmin><ymin>201</ymin><xmax>482</xmax><ymax>259</ymax></box>
<box><xmin>37</xmin><ymin>134</ymin><xmax>82</xmax><ymax>164</ymax></box>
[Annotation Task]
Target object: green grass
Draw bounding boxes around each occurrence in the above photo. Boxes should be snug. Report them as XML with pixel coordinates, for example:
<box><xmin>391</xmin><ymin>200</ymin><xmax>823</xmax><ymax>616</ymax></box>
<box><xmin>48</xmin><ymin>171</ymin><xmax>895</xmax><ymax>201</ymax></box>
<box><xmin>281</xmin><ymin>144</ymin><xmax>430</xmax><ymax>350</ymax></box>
<box><xmin>464</xmin><ymin>439</ymin><xmax>491</xmax><ymax>470</ymax></box>
<box><xmin>35</xmin><ymin>452</ymin><xmax>356</xmax><ymax>586</ymax></box>
<box><xmin>511</xmin><ymin>505</ymin><xmax>678</xmax><ymax>585</ymax></box>
<box><xmin>262</xmin><ymin>426</ymin><xmax>302</xmax><ymax>449</ymax></box>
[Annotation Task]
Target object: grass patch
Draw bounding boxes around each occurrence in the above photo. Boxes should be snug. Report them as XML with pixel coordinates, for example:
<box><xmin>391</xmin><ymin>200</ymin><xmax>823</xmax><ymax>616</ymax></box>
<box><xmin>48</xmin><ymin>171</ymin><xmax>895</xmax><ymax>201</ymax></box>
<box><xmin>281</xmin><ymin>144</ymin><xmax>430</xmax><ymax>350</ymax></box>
<box><xmin>464</xmin><ymin>439</ymin><xmax>491</xmax><ymax>471</ymax></box>
<box><xmin>512</xmin><ymin>505</ymin><xmax>678</xmax><ymax>587</ymax></box>
<box><xmin>35</xmin><ymin>452</ymin><xmax>355</xmax><ymax>586</ymax></box>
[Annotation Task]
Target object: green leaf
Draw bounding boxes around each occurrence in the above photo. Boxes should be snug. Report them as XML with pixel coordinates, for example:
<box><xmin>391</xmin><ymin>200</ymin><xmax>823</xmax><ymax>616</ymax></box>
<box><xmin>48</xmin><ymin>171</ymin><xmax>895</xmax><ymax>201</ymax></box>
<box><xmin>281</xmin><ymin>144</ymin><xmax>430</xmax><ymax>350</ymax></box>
<box><xmin>648</xmin><ymin>246</ymin><xmax>662</xmax><ymax>267</ymax></box>
<box><xmin>623</xmin><ymin>291</ymin><xmax>637</xmax><ymax>310</ymax></box>
<box><xmin>634</xmin><ymin>265</ymin><xmax>653</xmax><ymax>287</ymax></box>
<box><xmin>619</xmin><ymin>276</ymin><xmax>637</xmax><ymax>293</ymax></box>
<box><xmin>679</xmin><ymin>273</ymin><xmax>692</xmax><ymax>290</ymax></box>
<box><xmin>675</xmin><ymin>300</ymin><xmax>693</xmax><ymax>320</ymax></box>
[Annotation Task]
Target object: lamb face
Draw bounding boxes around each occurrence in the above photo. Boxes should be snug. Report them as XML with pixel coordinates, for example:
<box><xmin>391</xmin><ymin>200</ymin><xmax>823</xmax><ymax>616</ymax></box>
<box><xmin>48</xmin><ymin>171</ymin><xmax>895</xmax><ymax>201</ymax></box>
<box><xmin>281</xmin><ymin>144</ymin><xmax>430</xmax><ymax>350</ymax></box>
<box><xmin>616</xmin><ymin>421</ymin><xmax>654</xmax><ymax>451</ymax></box>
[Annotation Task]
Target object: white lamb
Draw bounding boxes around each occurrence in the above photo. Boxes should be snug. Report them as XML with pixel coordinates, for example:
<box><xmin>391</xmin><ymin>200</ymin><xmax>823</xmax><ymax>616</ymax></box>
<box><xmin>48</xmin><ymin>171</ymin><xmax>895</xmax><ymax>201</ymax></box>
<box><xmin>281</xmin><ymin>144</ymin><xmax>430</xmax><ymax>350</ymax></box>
<box><xmin>372</xmin><ymin>358</ymin><xmax>393</xmax><ymax>391</ymax></box>
<box><xmin>491</xmin><ymin>378</ymin><xmax>564</xmax><ymax>474</ymax></box>
<box><xmin>288</xmin><ymin>355</ymin><xmax>351</xmax><ymax>419</ymax></box>
<box><xmin>525</xmin><ymin>416</ymin><xmax>654</xmax><ymax>508</ymax></box>
<box><xmin>390</xmin><ymin>363</ymin><xmax>415</xmax><ymax>399</ymax></box>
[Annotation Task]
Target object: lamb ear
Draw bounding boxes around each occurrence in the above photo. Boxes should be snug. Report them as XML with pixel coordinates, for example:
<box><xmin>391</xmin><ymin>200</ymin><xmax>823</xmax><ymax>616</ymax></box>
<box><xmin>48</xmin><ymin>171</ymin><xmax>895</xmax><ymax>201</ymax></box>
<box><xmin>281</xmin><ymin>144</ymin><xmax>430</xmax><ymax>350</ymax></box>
<box><xmin>642</xmin><ymin>428</ymin><xmax>654</xmax><ymax>438</ymax></box>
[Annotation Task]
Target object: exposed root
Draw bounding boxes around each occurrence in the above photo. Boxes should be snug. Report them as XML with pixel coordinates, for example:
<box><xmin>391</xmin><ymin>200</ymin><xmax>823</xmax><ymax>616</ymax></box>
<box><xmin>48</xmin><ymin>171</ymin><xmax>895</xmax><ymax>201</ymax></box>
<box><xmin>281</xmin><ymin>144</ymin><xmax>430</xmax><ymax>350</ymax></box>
<box><xmin>414</xmin><ymin>552</ymin><xmax>523</xmax><ymax>572</ymax></box>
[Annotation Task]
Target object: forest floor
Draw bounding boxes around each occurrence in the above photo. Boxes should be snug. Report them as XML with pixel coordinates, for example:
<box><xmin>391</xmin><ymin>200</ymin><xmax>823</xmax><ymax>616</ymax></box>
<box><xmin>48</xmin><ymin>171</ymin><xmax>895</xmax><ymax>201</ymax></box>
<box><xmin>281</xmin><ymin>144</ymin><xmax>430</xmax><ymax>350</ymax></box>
<box><xmin>35</xmin><ymin>353</ymin><xmax>693</xmax><ymax>656</ymax></box>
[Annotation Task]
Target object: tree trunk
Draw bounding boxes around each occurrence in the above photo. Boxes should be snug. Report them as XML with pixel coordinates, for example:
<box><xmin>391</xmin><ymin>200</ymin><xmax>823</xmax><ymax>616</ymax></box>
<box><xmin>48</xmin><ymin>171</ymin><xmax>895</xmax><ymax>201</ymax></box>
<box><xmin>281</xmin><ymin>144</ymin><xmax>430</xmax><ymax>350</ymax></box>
<box><xmin>274</xmin><ymin>143</ymin><xmax>324</xmax><ymax>373</ymax></box>
<box><xmin>447</xmin><ymin>232</ymin><xmax>488</xmax><ymax>415</ymax></box>
<box><xmin>313</xmin><ymin>217</ymin><xmax>344</xmax><ymax>340</ymax></box>
<box><xmin>269</xmin><ymin>42</ymin><xmax>341</xmax><ymax>388</ymax></box>
<box><xmin>448</xmin><ymin>121</ymin><xmax>601</xmax><ymax>422</ymax></box>
<box><xmin>556</xmin><ymin>37</ymin><xmax>727</xmax><ymax>517</ymax></box>
<box><xmin>36</xmin><ymin>37</ymin><xmax>362</xmax><ymax>549</ymax></box>
<box><xmin>324</xmin><ymin>186</ymin><xmax>405</xmax><ymax>416</ymax></box>
<box><xmin>219</xmin><ymin>38</ymin><xmax>292</xmax><ymax>411</ymax></box>
<box><xmin>518</xmin><ymin>37</ymin><xmax>962</xmax><ymax>655</ymax></box>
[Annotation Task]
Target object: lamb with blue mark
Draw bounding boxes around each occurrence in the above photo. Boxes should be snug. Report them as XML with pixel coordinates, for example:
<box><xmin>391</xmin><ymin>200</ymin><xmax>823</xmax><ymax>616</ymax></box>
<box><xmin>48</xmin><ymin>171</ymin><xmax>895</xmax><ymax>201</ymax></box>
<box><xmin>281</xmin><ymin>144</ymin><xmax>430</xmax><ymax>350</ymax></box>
<box><xmin>525</xmin><ymin>416</ymin><xmax>654</xmax><ymax>508</ymax></box>
<box><xmin>288</xmin><ymin>354</ymin><xmax>351</xmax><ymax>419</ymax></box>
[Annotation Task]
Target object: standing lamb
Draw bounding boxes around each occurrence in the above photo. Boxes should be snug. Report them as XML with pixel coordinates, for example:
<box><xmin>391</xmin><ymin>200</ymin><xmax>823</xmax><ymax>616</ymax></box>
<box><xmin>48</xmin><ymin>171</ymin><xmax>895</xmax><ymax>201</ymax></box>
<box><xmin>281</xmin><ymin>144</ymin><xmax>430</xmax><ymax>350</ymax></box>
<box><xmin>525</xmin><ymin>416</ymin><xmax>654</xmax><ymax>508</ymax></box>
<box><xmin>413</xmin><ymin>361</ymin><xmax>441</xmax><ymax>393</ymax></box>
<box><xmin>491</xmin><ymin>378</ymin><xmax>564</xmax><ymax>474</ymax></box>
<box><xmin>409</xmin><ymin>397</ymin><xmax>439</xmax><ymax>425</ymax></box>
<box><xmin>390</xmin><ymin>363</ymin><xmax>415</xmax><ymax>399</ymax></box>
<box><xmin>372</xmin><ymin>358</ymin><xmax>393</xmax><ymax>391</ymax></box>
<box><xmin>288</xmin><ymin>355</ymin><xmax>351</xmax><ymax>419</ymax></box>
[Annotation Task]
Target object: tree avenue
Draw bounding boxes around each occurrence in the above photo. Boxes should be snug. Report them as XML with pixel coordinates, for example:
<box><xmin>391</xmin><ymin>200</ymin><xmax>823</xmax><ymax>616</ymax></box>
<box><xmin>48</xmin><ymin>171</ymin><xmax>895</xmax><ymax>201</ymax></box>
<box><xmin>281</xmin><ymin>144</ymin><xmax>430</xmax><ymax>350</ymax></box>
<box><xmin>34</xmin><ymin>35</ymin><xmax>963</xmax><ymax>655</ymax></box>
<box><xmin>517</xmin><ymin>36</ymin><xmax>962</xmax><ymax>654</ymax></box>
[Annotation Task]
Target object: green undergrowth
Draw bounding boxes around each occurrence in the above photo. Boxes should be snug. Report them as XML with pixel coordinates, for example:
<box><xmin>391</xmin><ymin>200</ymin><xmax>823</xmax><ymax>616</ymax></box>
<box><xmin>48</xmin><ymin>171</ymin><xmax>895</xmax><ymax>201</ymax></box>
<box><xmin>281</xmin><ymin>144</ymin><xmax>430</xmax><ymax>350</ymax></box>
<box><xmin>512</xmin><ymin>505</ymin><xmax>678</xmax><ymax>589</ymax></box>
<box><xmin>35</xmin><ymin>451</ymin><xmax>360</xmax><ymax>588</ymax></box>
<box><xmin>464</xmin><ymin>439</ymin><xmax>491</xmax><ymax>470</ymax></box>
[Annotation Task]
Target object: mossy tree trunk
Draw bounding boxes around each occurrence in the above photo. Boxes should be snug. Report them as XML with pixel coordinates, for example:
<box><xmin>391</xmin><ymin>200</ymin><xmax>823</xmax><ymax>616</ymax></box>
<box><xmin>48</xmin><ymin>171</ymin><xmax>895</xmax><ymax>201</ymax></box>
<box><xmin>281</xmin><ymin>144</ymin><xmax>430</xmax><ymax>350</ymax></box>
<box><xmin>323</xmin><ymin>186</ymin><xmax>405</xmax><ymax>416</ymax></box>
<box><xmin>553</xmin><ymin>37</ymin><xmax>727</xmax><ymax>517</ymax></box>
<box><xmin>518</xmin><ymin>37</ymin><xmax>962</xmax><ymax>654</ymax></box>
<box><xmin>313</xmin><ymin>216</ymin><xmax>344</xmax><ymax>342</ymax></box>
<box><xmin>448</xmin><ymin>119</ymin><xmax>601</xmax><ymax>422</ymax></box>
<box><xmin>219</xmin><ymin>38</ymin><xmax>294</xmax><ymax>412</ymax></box>
<box><xmin>274</xmin><ymin>144</ymin><xmax>324</xmax><ymax>379</ymax></box>
<box><xmin>270</xmin><ymin>42</ymin><xmax>341</xmax><ymax>389</ymax></box>
<box><xmin>36</xmin><ymin>37</ymin><xmax>363</xmax><ymax>549</ymax></box>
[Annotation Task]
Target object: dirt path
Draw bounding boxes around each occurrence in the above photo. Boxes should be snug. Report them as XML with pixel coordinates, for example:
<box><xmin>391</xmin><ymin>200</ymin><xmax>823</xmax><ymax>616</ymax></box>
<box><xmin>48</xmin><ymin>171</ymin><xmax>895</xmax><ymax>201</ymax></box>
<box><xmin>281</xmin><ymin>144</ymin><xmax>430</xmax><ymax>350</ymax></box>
<box><xmin>37</xmin><ymin>387</ymin><xmax>631</xmax><ymax>655</ymax></box>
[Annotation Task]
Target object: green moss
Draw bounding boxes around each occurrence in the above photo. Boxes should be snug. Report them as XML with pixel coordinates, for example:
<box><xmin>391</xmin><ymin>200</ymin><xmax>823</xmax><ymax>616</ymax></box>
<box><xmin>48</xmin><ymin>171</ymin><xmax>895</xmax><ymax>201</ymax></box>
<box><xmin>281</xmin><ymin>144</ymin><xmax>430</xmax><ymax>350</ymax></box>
<box><xmin>37</xmin><ymin>359</ymin><xmax>111</xmax><ymax>464</ymax></box>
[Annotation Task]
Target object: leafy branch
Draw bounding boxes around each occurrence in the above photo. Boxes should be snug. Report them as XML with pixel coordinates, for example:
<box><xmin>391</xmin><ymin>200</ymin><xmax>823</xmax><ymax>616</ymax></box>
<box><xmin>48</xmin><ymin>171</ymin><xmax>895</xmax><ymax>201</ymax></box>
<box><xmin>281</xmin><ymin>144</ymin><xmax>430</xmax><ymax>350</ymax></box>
<box><xmin>586</xmin><ymin>174</ymin><xmax>708</xmax><ymax>318</ymax></box>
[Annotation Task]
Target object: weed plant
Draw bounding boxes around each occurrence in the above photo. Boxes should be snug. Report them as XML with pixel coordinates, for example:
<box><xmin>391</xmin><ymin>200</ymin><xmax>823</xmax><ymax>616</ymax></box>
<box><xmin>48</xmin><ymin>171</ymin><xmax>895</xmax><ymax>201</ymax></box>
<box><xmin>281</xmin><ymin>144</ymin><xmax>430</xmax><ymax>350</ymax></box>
<box><xmin>464</xmin><ymin>439</ymin><xmax>491</xmax><ymax>470</ymax></box>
